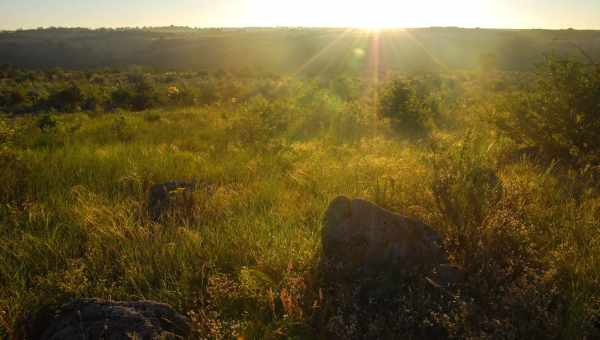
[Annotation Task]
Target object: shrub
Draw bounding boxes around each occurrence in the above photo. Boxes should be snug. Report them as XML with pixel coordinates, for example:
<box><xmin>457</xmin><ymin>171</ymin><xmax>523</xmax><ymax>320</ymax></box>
<box><xmin>377</xmin><ymin>78</ymin><xmax>433</xmax><ymax>135</ymax></box>
<box><xmin>3</xmin><ymin>88</ymin><xmax>27</xmax><ymax>108</ymax></box>
<box><xmin>109</xmin><ymin>87</ymin><xmax>134</xmax><ymax>110</ymax></box>
<box><xmin>429</xmin><ymin>133</ymin><xmax>558</xmax><ymax>337</ymax></box>
<box><xmin>36</xmin><ymin>113</ymin><xmax>58</xmax><ymax>132</ymax></box>
<box><xmin>228</xmin><ymin>96</ymin><xmax>289</xmax><ymax>150</ymax></box>
<box><xmin>0</xmin><ymin>85</ymin><xmax>32</xmax><ymax>112</ymax></box>
<box><xmin>431</xmin><ymin>133</ymin><xmax>504</xmax><ymax>265</ymax></box>
<box><xmin>494</xmin><ymin>57</ymin><xmax>600</xmax><ymax>167</ymax></box>
<box><xmin>47</xmin><ymin>84</ymin><xmax>85</xmax><ymax>112</ymax></box>
<box><xmin>167</xmin><ymin>85</ymin><xmax>196</xmax><ymax>106</ymax></box>
<box><xmin>131</xmin><ymin>78</ymin><xmax>159</xmax><ymax>111</ymax></box>
<box><xmin>80</xmin><ymin>88</ymin><xmax>105</xmax><ymax>112</ymax></box>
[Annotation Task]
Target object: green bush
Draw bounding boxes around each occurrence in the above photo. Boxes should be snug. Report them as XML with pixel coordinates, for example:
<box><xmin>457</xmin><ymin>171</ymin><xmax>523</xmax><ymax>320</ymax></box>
<box><xmin>167</xmin><ymin>85</ymin><xmax>196</xmax><ymax>106</ymax></box>
<box><xmin>494</xmin><ymin>57</ymin><xmax>600</xmax><ymax>167</ymax></box>
<box><xmin>131</xmin><ymin>78</ymin><xmax>159</xmax><ymax>111</ymax></box>
<box><xmin>36</xmin><ymin>113</ymin><xmax>58</xmax><ymax>132</ymax></box>
<box><xmin>431</xmin><ymin>132</ymin><xmax>504</xmax><ymax>264</ymax></box>
<box><xmin>47</xmin><ymin>84</ymin><xmax>85</xmax><ymax>112</ymax></box>
<box><xmin>4</xmin><ymin>89</ymin><xmax>27</xmax><ymax>108</ymax></box>
<box><xmin>228</xmin><ymin>96</ymin><xmax>289</xmax><ymax>149</ymax></box>
<box><xmin>109</xmin><ymin>87</ymin><xmax>134</xmax><ymax>110</ymax></box>
<box><xmin>377</xmin><ymin>78</ymin><xmax>433</xmax><ymax>135</ymax></box>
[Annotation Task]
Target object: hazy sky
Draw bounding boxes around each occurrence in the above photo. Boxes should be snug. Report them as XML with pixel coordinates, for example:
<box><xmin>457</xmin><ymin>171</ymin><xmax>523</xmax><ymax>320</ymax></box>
<box><xmin>1</xmin><ymin>0</ymin><xmax>599</xmax><ymax>30</ymax></box>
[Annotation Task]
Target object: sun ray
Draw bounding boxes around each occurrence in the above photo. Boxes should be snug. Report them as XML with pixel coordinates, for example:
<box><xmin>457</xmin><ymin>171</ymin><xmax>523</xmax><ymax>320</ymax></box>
<box><xmin>398</xmin><ymin>29</ymin><xmax>449</xmax><ymax>71</ymax></box>
<box><xmin>292</xmin><ymin>28</ymin><xmax>354</xmax><ymax>76</ymax></box>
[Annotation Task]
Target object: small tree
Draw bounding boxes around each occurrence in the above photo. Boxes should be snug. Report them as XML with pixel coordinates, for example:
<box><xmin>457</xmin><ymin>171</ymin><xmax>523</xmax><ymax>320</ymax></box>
<box><xmin>377</xmin><ymin>79</ymin><xmax>430</xmax><ymax>135</ymax></box>
<box><xmin>47</xmin><ymin>83</ymin><xmax>85</xmax><ymax>112</ymax></box>
<box><xmin>110</xmin><ymin>87</ymin><xmax>133</xmax><ymax>110</ymax></box>
<box><xmin>130</xmin><ymin>77</ymin><xmax>158</xmax><ymax>111</ymax></box>
<box><xmin>2</xmin><ymin>88</ymin><xmax>27</xmax><ymax>108</ymax></box>
<box><xmin>36</xmin><ymin>113</ymin><xmax>58</xmax><ymax>131</ymax></box>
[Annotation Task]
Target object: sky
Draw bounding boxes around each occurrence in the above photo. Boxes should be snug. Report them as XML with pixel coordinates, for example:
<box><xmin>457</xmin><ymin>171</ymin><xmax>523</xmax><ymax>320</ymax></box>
<box><xmin>1</xmin><ymin>0</ymin><xmax>599</xmax><ymax>30</ymax></box>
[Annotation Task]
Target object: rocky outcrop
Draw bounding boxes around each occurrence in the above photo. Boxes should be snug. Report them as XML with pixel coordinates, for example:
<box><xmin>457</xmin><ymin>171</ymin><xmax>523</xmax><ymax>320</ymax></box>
<box><xmin>27</xmin><ymin>298</ymin><xmax>192</xmax><ymax>340</ymax></box>
<box><xmin>320</xmin><ymin>197</ymin><xmax>465</xmax><ymax>339</ymax></box>
<box><xmin>322</xmin><ymin>196</ymin><xmax>462</xmax><ymax>285</ymax></box>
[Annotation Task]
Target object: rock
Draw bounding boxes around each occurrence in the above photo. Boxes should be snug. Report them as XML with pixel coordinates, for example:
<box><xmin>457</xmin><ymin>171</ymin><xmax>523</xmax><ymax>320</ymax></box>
<box><xmin>28</xmin><ymin>298</ymin><xmax>192</xmax><ymax>340</ymax></box>
<box><xmin>430</xmin><ymin>264</ymin><xmax>466</xmax><ymax>287</ymax></box>
<box><xmin>320</xmin><ymin>197</ymin><xmax>466</xmax><ymax>339</ymax></box>
<box><xmin>322</xmin><ymin>196</ymin><xmax>450</xmax><ymax>275</ymax></box>
<box><xmin>148</xmin><ymin>180</ymin><xmax>196</xmax><ymax>222</ymax></box>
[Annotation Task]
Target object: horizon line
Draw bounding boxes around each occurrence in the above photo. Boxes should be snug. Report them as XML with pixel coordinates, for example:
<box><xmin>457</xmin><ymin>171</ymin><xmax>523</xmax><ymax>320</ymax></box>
<box><xmin>1</xmin><ymin>25</ymin><xmax>599</xmax><ymax>32</ymax></box>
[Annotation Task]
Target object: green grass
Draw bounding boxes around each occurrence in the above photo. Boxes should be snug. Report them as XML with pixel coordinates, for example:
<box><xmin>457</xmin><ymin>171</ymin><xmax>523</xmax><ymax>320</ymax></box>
<box><xmin>1</xmin><ymin>71</ymin><xmax>600</xmax><ymax>339</ymax></box>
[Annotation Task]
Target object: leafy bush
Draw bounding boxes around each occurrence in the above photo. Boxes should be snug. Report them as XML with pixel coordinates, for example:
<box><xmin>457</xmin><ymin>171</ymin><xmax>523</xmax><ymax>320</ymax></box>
<box><xmin>36</xmin><ymin>113</ymin><xmax>58</xmax><ymax>132</ymax></box>
<box><xmin>2</xmin><ymin>88</ymin><xmax>27</xmax><ymax>108</ymax></box>
<box><xmin>130</xmin><ymin>78</ymin><xmax>159</xmax><ymax>111</ymax></box>
<box><xmin>494</xmin><ymin>57</ymin><xmax>600</xmax><ymax>167</ymax></box>
<box><xmin>109</xmin><ymin>87</ymin><xmax>134</xmax><ymax>110</ymax></box>
<box><xmin>377</xmin><ymin>78</ymin><xmax>434</xmax><ymax>135</ymax></box>
<box><xmin>429</xmin><ymin>133</ymin><xmax>561</xmax><ymax>337</ymax></box>
<box><xmin>167</xmin><ymin>85</ymin><xmax>195</xmax><ymax>106</ymax></box>
<box><xmin>328</xmin><ymin>100</ymin><xmax>375</xmax><ymax>143</ymax></box>
<box><xmin>431</xmin><ymin>132</ymin><xmax>504</xmax><ymax>265</ymax></box>
<box><xmin>228</xmin><ymin>96</ymin><xmax>290</xmax><ymax>149</ymax></box>
<box><xmin>46</xmin><ymin>83</ymin><xmax>85</xmax><ymax>112</ymax></box>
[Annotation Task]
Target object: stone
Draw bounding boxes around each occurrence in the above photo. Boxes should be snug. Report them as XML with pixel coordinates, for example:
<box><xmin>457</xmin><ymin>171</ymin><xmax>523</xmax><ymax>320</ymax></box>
<box><xmin>320</xmin><ymin>197</ymin><xmax>466</xmax><ymax>339</ymax></box>
<box><xmin>148</xmin><ymin>180</ymin><xmax>196</xmax><ymax>222</ymax></box>
<box><xmin>322</xmin><ymin>196</ymin><xmax>450</xmax><ymax>275</ymax></box>
<box><xmin>27</xmin><ymin>298</ymin><xmax>192</xmax><ymax>340</ymax></box>
<box><xmin>430</xmin><ymin>264</ymin><xmax>466</xmax><ymax>287</ymax></box>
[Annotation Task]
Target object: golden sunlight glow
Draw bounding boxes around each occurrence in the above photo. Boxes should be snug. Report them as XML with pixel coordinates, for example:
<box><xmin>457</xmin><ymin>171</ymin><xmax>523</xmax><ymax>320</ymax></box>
<box><xmin>254</xmin><ymin>0</ymin><xmax>492</xmax><ymax>29</ymax></box>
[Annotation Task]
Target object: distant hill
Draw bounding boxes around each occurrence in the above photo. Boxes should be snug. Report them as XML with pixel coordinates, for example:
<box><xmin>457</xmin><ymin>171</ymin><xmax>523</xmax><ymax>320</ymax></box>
<box><xmin>1</xmin><ymin>27</ymin><xmax>599</xmax><ymax>74</ymax></box>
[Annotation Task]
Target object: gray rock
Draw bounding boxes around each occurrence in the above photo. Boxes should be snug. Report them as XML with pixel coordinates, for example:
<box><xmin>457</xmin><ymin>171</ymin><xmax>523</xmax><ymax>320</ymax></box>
<box><xmin>32</xmin><ymin>298</ymin><xmax>191</xmax><ymax>340</ymax></box>
<box><xmin>148</xmin><ymin>181</ymin><xmax>196</xmax><ymax>222</ymax></box>
<box><xmin>430</xmin><ymin>264</ymin><xmax>466</xmax><ymax>287</ymax></box>
<box><xmin>322</xmin><ymin>196</ymin><xmax>461</xmax><ymax>285</ymax></box>
<box><xmin>320</xmin><ymin>197</ymin><xmax>465</xmax><ymax>338</ymax></box>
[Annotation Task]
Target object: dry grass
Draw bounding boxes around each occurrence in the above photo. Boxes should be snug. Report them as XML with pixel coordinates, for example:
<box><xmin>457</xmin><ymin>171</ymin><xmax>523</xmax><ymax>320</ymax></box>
<box><xmin>1</xmin><ymin>72</ymin><xmax>599</xmax><ymax>339</ymax></box>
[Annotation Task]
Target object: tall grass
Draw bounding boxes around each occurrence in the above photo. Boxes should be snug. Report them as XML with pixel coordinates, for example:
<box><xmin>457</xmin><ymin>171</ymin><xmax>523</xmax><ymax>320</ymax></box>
<box><xmin>1</xmin><ymin>68</ymin><xmax>599</xmax><ymax>339</ymax></box>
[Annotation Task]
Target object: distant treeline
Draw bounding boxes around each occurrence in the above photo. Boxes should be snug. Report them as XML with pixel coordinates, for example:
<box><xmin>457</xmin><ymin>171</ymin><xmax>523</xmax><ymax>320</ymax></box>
<box><xmin>0</xmin><ymin>65</ymin><xmax>377</xmax><ymax>115</ymax></box>
<box><xmin>1</xmin><ymin>27</ymin><xmax>599</xmax><ymax>73</ymax></box>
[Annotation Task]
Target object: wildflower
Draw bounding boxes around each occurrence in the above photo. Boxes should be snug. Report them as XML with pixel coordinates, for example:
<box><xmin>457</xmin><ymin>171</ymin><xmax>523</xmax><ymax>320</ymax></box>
<box><xmin>167</xmin><ymin>86</ymin><xmax>180</xmax><ymax>98</ymax></box>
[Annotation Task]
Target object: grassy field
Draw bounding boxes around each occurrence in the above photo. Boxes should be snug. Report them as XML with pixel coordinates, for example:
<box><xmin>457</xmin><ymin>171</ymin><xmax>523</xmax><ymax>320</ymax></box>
<box><xmin>1</xmin><ymin>61</ymin><xmax>600</xmax><ymax>339</ymax></box>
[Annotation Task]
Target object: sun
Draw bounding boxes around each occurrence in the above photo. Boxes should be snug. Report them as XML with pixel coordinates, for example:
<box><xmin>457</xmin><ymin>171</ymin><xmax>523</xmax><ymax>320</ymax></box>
<box><xmin>255</xmin><ymin>0</ymin><xmax>489</xmax><ymax>29</ymax></box>
<box><xmin>355</xmin><ymin>1</ymin><xmax>492</xmax><ymax>29</ymax></box>
<box><xmin>348</xmin><ymin>1</ymin><xmax>404</xmax><ymax>29</ymax></box>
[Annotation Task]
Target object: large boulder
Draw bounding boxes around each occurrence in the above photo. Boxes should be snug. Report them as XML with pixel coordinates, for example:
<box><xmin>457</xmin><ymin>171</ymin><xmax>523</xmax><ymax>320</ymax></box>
<box><xmin>320</xmin><ymin>197</ymin><xmax>465</xmax><ymax>339</ymax></box>
<box><xmin>322</xmin><ymin>196</ymin><xmax>460</xmax><ymax>281</ymax></box>
<box><xmin>26</xmin><ymin>298</ymin><xmax>192</xmax><ymax>340</ymax></box>
<box><xmin>148</xmin><ymin>180</ymin><xmax>196</xmax><ymax>222</ymax></box>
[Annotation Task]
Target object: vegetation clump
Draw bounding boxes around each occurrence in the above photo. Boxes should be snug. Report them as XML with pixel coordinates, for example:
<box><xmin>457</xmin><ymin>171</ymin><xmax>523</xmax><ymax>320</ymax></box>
<box><xmin>494</xmin><ymin>58</ymin><xmax>600</xmax><ymax>167</ymax></box>
<box><xmin>0</xmin><ymin>56</ymin><xmax>599</xmax><ymax>339</ymax></box>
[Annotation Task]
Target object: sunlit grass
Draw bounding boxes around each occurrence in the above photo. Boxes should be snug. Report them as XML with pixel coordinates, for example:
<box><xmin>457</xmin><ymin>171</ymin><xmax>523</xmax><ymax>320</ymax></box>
<box><xmin>1</xmin><ymin>69</ymin><xmax>599</xmax><ymax>338</ymax></box>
